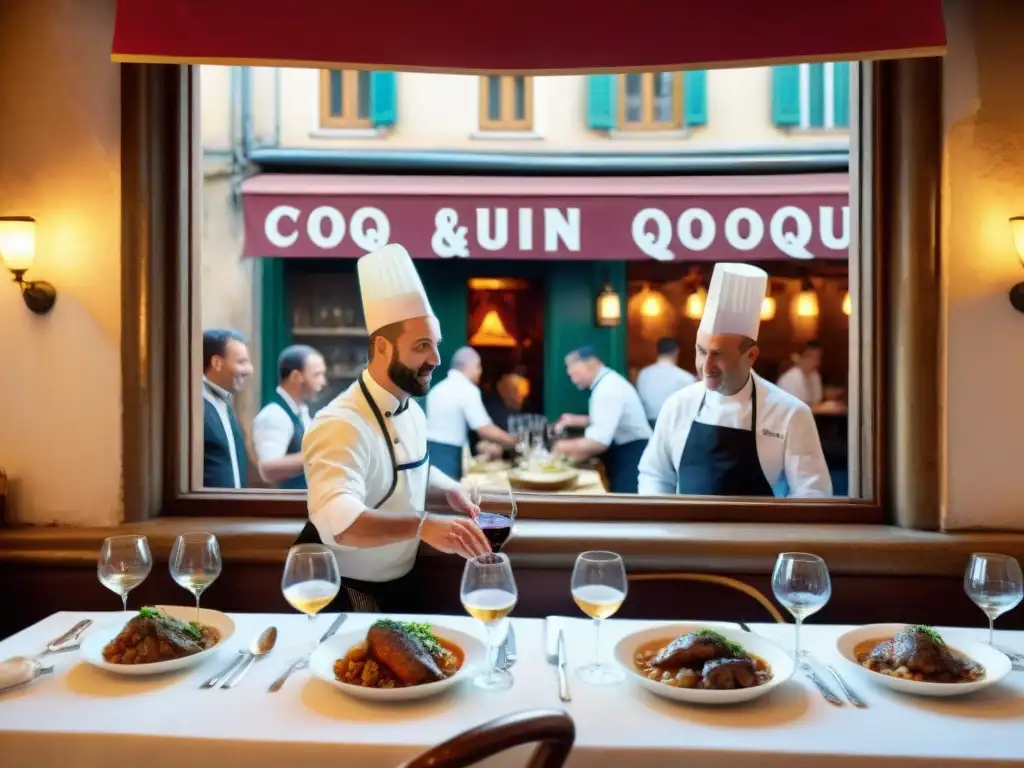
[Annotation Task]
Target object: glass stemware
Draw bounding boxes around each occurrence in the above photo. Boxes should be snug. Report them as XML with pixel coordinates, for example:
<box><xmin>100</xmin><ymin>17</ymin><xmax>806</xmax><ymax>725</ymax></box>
<box><xmin>964</xmin><ymin>553</ymin><xmax>1023</xmax><ymax>645</ymax></box>
<box><xmin>771</xmin><ymin>552</ymin><xmax>831</xmax><ymax>660</ymax></box>
<box><xmin>461</xmin><ymin>552</ymin><xmax>518</xmax><ymax>692</ymax></box>
<box><xmin>571</xmin><ymin>551</ymin><xmax>627</xmax><ymax>685</ymax></box>
<box><xmin>97</xmin><ymin>535</ymin><xmax>153</xmax><ymax>612</ymax></box>
<box><xmin>282</xmin><ymin>544</ymin><xmax>341</xmax><ymax>630</ymax></box>
<box><xmin>169</xmin><ymin>532</ymin><xmax>222</xmax><ymax>624</ymax></box>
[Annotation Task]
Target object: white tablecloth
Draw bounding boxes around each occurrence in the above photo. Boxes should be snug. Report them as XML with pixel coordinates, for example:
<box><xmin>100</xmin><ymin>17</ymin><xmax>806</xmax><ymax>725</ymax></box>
<box><xmin>1</xmin><ymin>612</ymin><xmax>1023</xmax><ymax>767</ymax></box>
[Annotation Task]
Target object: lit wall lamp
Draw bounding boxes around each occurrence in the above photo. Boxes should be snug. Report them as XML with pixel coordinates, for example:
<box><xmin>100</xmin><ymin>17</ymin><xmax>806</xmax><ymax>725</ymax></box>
<box><xmin>794</xmin><ymin>278</ymin><xmax>820</xmax><ymax>318</ymax></box>
<box><xmin>0</xmin><ymin>217</ymin><xmax>57</xmax><ymax>314</ymax></box>
<box><xmin>1010</xmin><ymin>216</ymin><xmax>1024</xmax><ymax>312</ymax></box>
<box><xmin>595</xmin><ymin>282</ymin><xmax>622</xmax><ymax>327</ymax></box>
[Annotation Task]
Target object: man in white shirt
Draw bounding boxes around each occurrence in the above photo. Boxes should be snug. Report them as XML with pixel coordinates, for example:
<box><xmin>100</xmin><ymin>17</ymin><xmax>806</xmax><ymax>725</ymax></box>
<box><xmin>252</xmin><ymin>344</ymin><xmax>326</xmax><ymax>489</ymax></box>
<box><xmin>638</xmin><ymin>263</ymin><xmax>832</xmax><ymax>498</ymax></box>
<box><xmin>553</xmin><ymin>346</ymin><xmax>652</xmax><ymax>493</ymax></box>
<box><xmin>299</xmin><ymin>244</ymin><xmax>490</xmax><ymax>613</ymax></box>
<box><xmin>636</xmin><ymin>337</ymin><xmax>697</xmax><ymax>427</ymax></box>
<box><xmin>425</xmin><ymin>346</ymin><xmax>518</xmax><ymax>480</ymax></box>
<box><xmin>776</xmin><ymin>340</ymin><xmax>824</xmax><ymax>408</ymax></box>
<box><xmin>201</xmin><ymin>329</ymin><xmax>253</xmax><ymax>489</ymax></box>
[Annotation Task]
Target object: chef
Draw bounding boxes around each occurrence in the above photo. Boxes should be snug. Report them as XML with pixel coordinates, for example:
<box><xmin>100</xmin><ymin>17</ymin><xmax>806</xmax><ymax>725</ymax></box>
<box><xmin>297</xmin><ymin>244</ymin><xmax>491</xmax><ymax>613</ymax></box>
<box><xmin>553</xmin><ymin>346</ymin><xmax>652</xmax><ymax>493</ymax></box>
<box><xmin>637</xmin><ymin>263</ymin><xmax>832</xmax><ymax>497</ymax></box>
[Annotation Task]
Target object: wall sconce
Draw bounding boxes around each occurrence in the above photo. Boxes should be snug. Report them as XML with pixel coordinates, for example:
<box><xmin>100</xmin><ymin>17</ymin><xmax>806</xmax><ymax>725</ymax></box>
<box><xmin>595</xmin><ymin>282</ymin><xmax>622</xmax><ymax>327</ymax></box>
<box><xmin>1010</xmin><ymin>217</ymin><xmax>1024</xmax><ymax>312</ymax></box>
<box><xmin>0</xmin><ymin>217</ymin><xmax>57</xmax><ymax>315</ymax></box>
<box><xmin>794</xmin><ymin>278</ymin><xmax>820</xmax><ymax>318</ymax></box>
<box><xmin>842</xmin><ymin>290</ymin><xmax>852</xmax><ymax>316</ymax></box>
<box><xmin>684</xmin><ymin>285</ymin><xmax>707</xmax><ymax>320</ymax></box>
<box><xmin>760</xmin><ymin>295</ymin><xmax>776</xmax><ymax>321</ymax></box>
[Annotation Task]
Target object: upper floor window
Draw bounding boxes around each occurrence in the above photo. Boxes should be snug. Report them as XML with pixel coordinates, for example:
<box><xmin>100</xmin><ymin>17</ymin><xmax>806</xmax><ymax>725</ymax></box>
<box><xmin>478</xmin><ymin>76</ymin><xmax>533</xmax><ymax>131</ymax></box>
<box><xmin>772</xmin><ymin>62</ymin><xmax>851</xmax><ymax>130</ymax></box>
<box><xmin>318</xmin><ymin>70</ymin><xmax>398</xmax><ymax>130</ymax></box>
<box><xmin>587</xmin><ymin>72</ymin><xmax>707</xmax><ymax>133</ymax></box>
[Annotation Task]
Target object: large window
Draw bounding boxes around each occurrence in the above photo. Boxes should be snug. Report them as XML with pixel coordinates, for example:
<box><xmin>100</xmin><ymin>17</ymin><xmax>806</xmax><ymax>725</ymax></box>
<box><xmin>619</xmin><ymin>72</ymin><xmax>680</xmax><ymax>130</ymax></box>
<box><xmin>478</xmin><ymin>76</ymin><xmax>533</xmax><ymax>131</ymax></box>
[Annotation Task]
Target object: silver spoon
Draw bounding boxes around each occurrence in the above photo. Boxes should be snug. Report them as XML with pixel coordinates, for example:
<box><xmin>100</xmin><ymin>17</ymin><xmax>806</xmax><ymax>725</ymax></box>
<box><xmin>221</xmin><ymin>627</ymin><xmax>277</xmax><ymax>689</ymax></box>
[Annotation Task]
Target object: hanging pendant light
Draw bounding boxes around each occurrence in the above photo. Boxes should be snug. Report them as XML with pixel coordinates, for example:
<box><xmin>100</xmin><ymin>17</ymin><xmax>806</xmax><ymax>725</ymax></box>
<box><xmin>469</xmin><ymin>308</ymin><xmax>517</xmax><ymax>347</ymax></box>
<box><xmin>684</xmin><ymin>285</ymin><xmax>707</xmax><ymax>320</ymax></box>
<box><xmin>794</xmin><ymin>278</ymin><xmax>820</xmax><ymax>318</ymax></box>
<box><xmin>595</xmin><ymin>282</ymin><xmax>622</xmax><ymax>327</ymax></box>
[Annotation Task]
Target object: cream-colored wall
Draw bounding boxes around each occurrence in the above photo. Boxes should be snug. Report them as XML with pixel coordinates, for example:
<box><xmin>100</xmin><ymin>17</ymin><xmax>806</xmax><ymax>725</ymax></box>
<box><xmin>0</xmin><ymin>0</ymin><xmax>121</xmax><ymax>527</ymax></box>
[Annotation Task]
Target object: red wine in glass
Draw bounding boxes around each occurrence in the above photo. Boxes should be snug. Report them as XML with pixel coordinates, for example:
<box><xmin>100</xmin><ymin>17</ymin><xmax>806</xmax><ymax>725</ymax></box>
<box><xmin>477</xmin><ymin>512</ymin><xmax>512</xmax><ymax>551</ymax></box>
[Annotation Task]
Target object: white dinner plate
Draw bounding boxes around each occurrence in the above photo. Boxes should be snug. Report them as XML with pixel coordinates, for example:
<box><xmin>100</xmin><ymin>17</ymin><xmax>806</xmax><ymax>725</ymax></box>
<box><xmin>613</xmin><ymin>623</ymin><xmax>794</xmax><ymax>705</ymax></box>
<box><xmin>309</xmin><ymin>624</ymin><xmax>486</xmax><ymax>702</ymax></box>
<box><xmin>835</xmin><ymin>623</ymin><xmax>1011</xmax><ymax>698</ymax></box>
<box><xmin>508</xmin><ymin>468</ymin><xmax>578</xmax><ymax>487</ymax></box>
<box><xmin>80</xmin><ymin>606</ymin><xmax>235</xmax><ymax>676</ymax></box>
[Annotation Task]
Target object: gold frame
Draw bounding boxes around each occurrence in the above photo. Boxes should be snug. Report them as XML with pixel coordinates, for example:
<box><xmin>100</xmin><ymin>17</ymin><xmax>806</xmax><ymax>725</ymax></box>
<box><xmin>477</xmin><ymin>75</ymin><xmax>533</xmax><ymax>131</ymax></box>
<box><xmin>318</xmin><ymin>69</ymin><xmax>372</xmax><ymax>129</ymax></box>
<box><xmin>617</xmin><ymin>72</ymin><xmax>683</xmax><ymax>131</ymax></box>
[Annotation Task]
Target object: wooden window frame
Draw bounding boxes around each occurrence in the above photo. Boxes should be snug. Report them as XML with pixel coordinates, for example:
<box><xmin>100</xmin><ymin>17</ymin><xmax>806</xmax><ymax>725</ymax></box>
<box><xmin>617</xmin><ymin>72</ymin><xmax>682</xmax><ymax>131</ymax></box>
<box><xmin>121</xmin><ymin>60</ymin><xmax>941</xmax><ymax>529</ymax></box>
<box><xmin>478</xmin><ymin>75</ymin><xmax>533</xmax><ymax>131</ymax></box>
<box><xmin>318</xmin><ymin>69</ymin><xmax>372</xmax><ymax>129</ymax></box>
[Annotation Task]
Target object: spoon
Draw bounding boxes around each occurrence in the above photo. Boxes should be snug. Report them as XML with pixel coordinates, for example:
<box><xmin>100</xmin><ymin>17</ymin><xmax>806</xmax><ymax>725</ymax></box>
<box><xmin>221</xmin><ymin>627</ymin><xmax>277</xmax><ymax>689</ymax></box>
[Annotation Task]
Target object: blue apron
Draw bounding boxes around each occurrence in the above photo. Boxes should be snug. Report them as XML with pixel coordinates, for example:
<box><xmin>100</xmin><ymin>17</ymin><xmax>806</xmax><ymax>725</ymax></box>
<box><xmin>676</xmin><ymin>377</ymin><xmax>774</xmax><ymax>497</ymax></box>
<box><xmin>591</xmin><ymin>372</ymin><xmax>648</xmax><ymax>494</ymax></box>
<box><xmin>272</xmin><ymin>391</ymin><xmax>307</xmax><ymax>490</ymax></box>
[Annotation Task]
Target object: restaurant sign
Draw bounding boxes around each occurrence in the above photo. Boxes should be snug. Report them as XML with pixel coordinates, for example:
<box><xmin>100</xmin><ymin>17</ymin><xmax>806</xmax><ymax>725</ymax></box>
<box><xmin>243</xmin><ymin>193</ymin><xmax>850</xmax><ymax>262</ymax></box>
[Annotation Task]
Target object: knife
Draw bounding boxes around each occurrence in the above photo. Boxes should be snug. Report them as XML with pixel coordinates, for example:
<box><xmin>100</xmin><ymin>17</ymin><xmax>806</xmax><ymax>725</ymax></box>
<box><xmin>269</xmin><ymin>613</ymin><xmax>348</xmax><ymax>692</ymax></box>
<box><xmin>505</xmin><ymin>623</ymin><xmax>517</xmax><ymax>668</ymax></box>
<box><xmin>555</xmin><ymin>630</ymin><xmax>571</xmax><ymax>702</ymax></box>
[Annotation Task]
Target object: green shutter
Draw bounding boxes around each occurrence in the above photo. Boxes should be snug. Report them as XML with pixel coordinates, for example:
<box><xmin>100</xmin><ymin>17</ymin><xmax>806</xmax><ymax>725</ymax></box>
<box><xmin>370</xmin><ymin>71</ymin><xmax>397</xmax><ymax>127</ymax></box>
<box><xmin>416</xmin><ymin>260</ymin><xmax>468</xmax><ymax>388</ymax></box>
<box><xmin>258</xmin><ymin>258</ymin><xmax>291</xmax><ymax>408</ymax></box>
<box><xmin>808</xmin><ymin>63</ymin><xmax>825</xmax><ymax>128</ymax></box>
<box><xmin>771</xmin><ymin>65</ymin><xmax>801</xmax><ymax>127</ymax></box>
<box><xmin>832</xmin><ymin>62</ymin><xmax>851</xmax><ymax>128</ymax></box>
<box><xmin>587</xmin><ymin>74</ymin><xmax>616</xmax><ymax>130</ymax></box>
<box><xmin>683</xmin><ymin>70</ymin><xmax>707</xmax><ymax>127</ymax></box>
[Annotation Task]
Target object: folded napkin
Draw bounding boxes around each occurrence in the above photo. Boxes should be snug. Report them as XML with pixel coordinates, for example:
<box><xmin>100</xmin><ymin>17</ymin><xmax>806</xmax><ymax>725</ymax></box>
<box><xmin>0</xmin><ymin>657</ymin><xmax>45</xmax><ymax>694</ymax></box>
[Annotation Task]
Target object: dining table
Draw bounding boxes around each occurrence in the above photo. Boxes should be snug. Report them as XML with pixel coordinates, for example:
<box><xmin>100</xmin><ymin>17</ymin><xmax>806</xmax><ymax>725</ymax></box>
<box><xmin>1</xmin><ymin>611</ymin><xmax>1023</xmax><ymax>767</ymax></box>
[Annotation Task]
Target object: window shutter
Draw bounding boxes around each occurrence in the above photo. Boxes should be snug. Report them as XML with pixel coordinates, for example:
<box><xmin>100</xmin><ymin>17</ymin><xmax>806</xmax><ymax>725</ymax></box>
<box><xmin>771</xmin><ymin>65</ymin><xmax>801</xmax><ymax>127</ymax></box>
<box><xmin>587</xmin><ymin>75</ymin><xmax>616</xmax><ymax>130</ymax></box>
<box><xmin>833</xmin><ymin>62</ymin><xmax>851</xmax><ymax>128</ymax></box>
<box><xmin>683</xmin><ymin>70</ymin><xmax>707</xmax><ymax>127</ymax></box>
<box><xmin>808</xmin><ymin>63</ymin><xmax>825</xmax><ymax>128</ymax></box>
<box><xmin>370</xmin><ymin>71</ymin><xmax>397</xmax><ymax>127</ymax></box>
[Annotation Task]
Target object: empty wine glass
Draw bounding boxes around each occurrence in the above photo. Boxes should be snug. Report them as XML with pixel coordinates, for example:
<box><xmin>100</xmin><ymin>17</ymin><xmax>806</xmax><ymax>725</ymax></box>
<box><xmin>772</xmin><ymin>552</ymin><xmax>831</xmax><ymax>660</ymax></box>
<box><xmin>98</xmin><ymin>535</ymin><xmax>153</xmax><ymax>612</ymax></box>
<box><xmin>964</xmin><ymin>553</ymin><xmax>1023</xmax><ymax>645</ymax></box>
<box><xmin>461</xmin><ymin>552</ymin><xmax>518</xmax><ymax>692</ymax></box>
<box><xmin>169</xmin><ymin>533</ymin><xmax>222</xmax><ymax>624</ymax></box>
<box><xmin>282</xmin><ymin>544</ymin><xmax>341</xmax><ymax>629</ymax></box>
<box><xmin>571</xmin><ymin>551</ymin><xmax>628</xmax><ymax>685</ymax></box>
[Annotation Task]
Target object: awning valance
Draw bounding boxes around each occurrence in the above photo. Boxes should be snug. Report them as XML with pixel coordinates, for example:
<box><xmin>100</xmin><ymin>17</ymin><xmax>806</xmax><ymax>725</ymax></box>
<box><xmin>112</xmin><ymin>0</ymin><xmax>945</xmax><ymax>74</ymax></box>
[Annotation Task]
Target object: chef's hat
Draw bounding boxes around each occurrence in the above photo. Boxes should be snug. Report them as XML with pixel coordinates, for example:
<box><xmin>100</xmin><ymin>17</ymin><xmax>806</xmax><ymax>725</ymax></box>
<box><xmin>697</xmin><ymin>263</ymin><xmax>769</xmax><ymax>340</ymax></box>
<box><xmin>357</xmin><ymin>244</ymin><xmax>435</xmax><ymax>334</ymax></box>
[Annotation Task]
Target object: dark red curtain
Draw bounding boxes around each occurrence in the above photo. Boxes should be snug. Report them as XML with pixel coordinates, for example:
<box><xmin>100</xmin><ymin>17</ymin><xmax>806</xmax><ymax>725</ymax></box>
<box><xmin>113</xmin><ymin>0</ymin><xmax>945</xmax><ymax>73</ymax></box>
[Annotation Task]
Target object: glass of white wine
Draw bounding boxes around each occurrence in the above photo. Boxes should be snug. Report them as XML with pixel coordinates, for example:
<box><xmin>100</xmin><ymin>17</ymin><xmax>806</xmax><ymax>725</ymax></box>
<box><xmin>771</xmin><ymin>552</ymin><xmax>831</xmax><ymax>660</ymax></box>
<box><xmin>282</xmin><ymin>544</ymin><xmax>341</xmax><ymax>629</ymax></box>
<box><xmin>461</xmin><ymin>552</ymin><xmax>518</xmax><ymax>692</ymax></box>
<box><xmin>571</xmin><ymin>550</ymin><xmax>627</xmax><ymax>685</ymax></box>
<box><xmin>98</xmin><ymin>535</ymin><xmax>153</xmax><ymax>612</ymax></box>
<box><xmin>169</xmin><ymin>532</ymin><xmax>222</xmax><ymax>624</ymax></box>
<box><xmin>965</xmin><ymin>553</ymin><xmax>1023</xmax><ymax>645</ymax></box>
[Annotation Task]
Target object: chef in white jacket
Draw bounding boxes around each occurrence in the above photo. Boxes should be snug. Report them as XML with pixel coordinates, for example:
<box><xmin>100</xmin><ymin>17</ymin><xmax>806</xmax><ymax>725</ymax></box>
<box><xmin>297</xmin><ymin>244</ymin><xmax>490</xmax><ymax>613</ymax></box>
<box><xmin>638</xmin><ymin>263</ymin><xmax>832</xmax><ymax>498</ymax></box>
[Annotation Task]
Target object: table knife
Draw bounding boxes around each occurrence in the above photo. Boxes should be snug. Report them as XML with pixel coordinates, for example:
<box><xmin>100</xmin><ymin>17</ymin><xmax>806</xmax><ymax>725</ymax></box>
<box><xmin>799</xmin><ymin>659</ymin><xmax>844</xmax><ymax>705</ymax></box>
<box><xmin>40</xmin><ymin>620</ymin><xmax>92</xmax><ymax>656</ymax></box>
<box><xmin>556</xmin><ymin>629</ymin><xmax>571</xmax><ymax>702</ymax></box>
<box><xmin>269</xmin><ymin>613</ymin><xmax>348</xmax><ymax>692</ymax></box>
<box><xmin>504</xmin><ymin>623</ymin><xmax>517</xmax><ymax>668</ymax></box>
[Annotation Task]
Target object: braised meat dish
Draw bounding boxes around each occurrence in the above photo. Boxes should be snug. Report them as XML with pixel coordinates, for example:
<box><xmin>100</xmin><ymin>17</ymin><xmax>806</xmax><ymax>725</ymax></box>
<box><xmin>635</xmin><ymin>629</ymin><xmax>773</xmax><ymax>690</ymax></box>
<box><xmin>855</xmin><ymin>625</ymin><xmax>984</xmax><ymax>683</ymax></box>
<box><xmin>102</xmin><ymin>607</ymin><xmax>220</xmax><ymax>664</ymax></box>
<box><xmin>334</xmin><ymin>620</ymin><xmax>463</xmax><ymax>689</ymax></box>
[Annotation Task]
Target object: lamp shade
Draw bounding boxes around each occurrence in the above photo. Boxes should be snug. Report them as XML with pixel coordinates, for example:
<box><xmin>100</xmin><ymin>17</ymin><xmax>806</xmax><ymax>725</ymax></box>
<box><xmin>760</xmin><ymin>295</ymin><xmax>777</xmax><ymax>321</ymax></box>
<box><xmin>794</xmin><ymin>280</ymin><xmax>819</xmax><ymax>318</ymax></box>
<box><xmin>684</xmin><ymin>287</ymin><xmax>707</xmax><ymax>320</ymax></box>
<box><xmin>596</xmin><ymin>283</ymin><xmax>621</xmax><ymax>327</ymax></box>
<box><xmin>0</xmin><ymin>217</ymin><xmax>36</xmax><ymax>272</ymax></box>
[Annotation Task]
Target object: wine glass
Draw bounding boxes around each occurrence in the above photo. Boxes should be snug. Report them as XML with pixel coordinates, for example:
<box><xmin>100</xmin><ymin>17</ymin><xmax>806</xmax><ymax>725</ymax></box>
<box><xmin>461</xmin><ymin>552</ymin><xmax>518</xmax><ymax>692</ymax></box>
<box><xmin>772</xmin><ymin>552</ymin><xmax>831</xmax><ymax>660</ymax></box>
<box><xmin>169</xmin><ymin>533</ymin><xmax>222</xmax><ymax>624</ymax></box>
<box><xmin>964</xmin><ymin>553</ymin><xmax>1023</xmax><ymax>645</ymax></box>
<box><xmin>282</xmin><ymin>544</ymin><xmax>341</xmax><ymax>631</ymax></box>
<box><xmin>97</xmin><ymin>535</ymin><xmax>153</xmax><ymax>613</ymax></box>
<box><xmin>571</xmin><ymin>551</ymin><xmax>628</xmax><ymax>685</ymax></box>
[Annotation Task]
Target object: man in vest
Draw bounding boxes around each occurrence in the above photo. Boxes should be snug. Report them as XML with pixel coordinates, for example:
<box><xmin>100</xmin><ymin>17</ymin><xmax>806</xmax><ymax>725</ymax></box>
<box><xmin>202</xmin><ymin>329</ymin><xmax>254</xmax><ymax>489</ymax></box>
<box><xmin>252</xmin><ymin>344</ymin><xmax>327</xmax><ymax>489</ymax></box>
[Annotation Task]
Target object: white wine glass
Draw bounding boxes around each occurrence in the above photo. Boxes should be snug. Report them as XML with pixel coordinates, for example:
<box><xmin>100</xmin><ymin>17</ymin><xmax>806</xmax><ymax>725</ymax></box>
<box><xmin>97</xmin><ymin>535</ymin><xmax>153</xmax><ymax>613</ymax></box>
<box><xmin>965</xmin><ymin>553</ymin><xmax>1023</xmax><ymax>645</ymax></box>
<box><xmin>282</xmin><ymin>544</ymin><xmax>341</xmax><ymax>633</ymax></box>
<box><xmin>169</xmin><ymin>532</ymin><xmax>222</xmax><ymax>625</ymax></box>
<box><xmin>571</xmin><ymin>551</ymin><xmax>627</xmax><ymax>685</ymax></box>
<box><xmin>772</xmin><ymin>552</ymin><xmax>831</xmax><ymax>660</ymax></box>
<box><xmin>461</xmin><ymin>552</ymin><xmax>518</xmax><ymax>692</ymax></box>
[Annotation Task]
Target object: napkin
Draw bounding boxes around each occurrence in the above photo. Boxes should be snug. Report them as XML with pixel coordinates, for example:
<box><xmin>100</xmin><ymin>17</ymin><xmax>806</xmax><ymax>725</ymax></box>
<box><xmin>0</xmin><ymin>657</ymin><xmax>44</xmax><ymax>694</ymax></box>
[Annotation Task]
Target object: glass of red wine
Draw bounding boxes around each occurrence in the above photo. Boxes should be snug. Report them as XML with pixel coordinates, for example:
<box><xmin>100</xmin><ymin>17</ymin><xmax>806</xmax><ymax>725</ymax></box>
<box><xmin>474</xmin><ymin>484</ymin><xmax>517</xmax><ymax>552</ymax></box>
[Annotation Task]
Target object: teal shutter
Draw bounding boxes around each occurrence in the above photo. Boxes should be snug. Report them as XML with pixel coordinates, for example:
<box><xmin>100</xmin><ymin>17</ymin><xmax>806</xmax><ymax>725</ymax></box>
<box><xmin>683</xmin><ymin>70</ymin><xmax>707</xmax><ymax>127</ymax></box>
<box><xmin>258</xmin><ymin>258</ymin><xmax>291</xmax><ymax>408</ymax></box>
<box><xmin>771</xmin><ymin>65</ymin><xmax>801</xmax><ymax>127</ymax></box>
<box><xmin>832</xmin><ymin>62</ymin><xmax>851</xmax><ymax>128</ymax></box>
<box><xmin>808</xmin><ymin>63</ymin><xmax>825</xmax><ymax>128</ymax></box>
<box><xmin>370</xmin><ymin>71</ymin><xmax>397</xmax><ymax>127</ymax></box>
<box><xmin>587</xmin><ymin>74</ymin><xmax>616</xmax><ymax>130</ymax></box>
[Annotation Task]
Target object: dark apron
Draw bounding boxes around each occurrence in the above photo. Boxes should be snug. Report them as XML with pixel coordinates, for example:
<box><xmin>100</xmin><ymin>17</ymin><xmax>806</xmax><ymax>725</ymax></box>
<box><xmin>272</xmin><ymin>391</ymin><xmax>307</xmax><ymax>490</ymax></box>
<box><xmin>293</xmin><ymin>373</ymin><xmax>430</xmax><ymax>613</ymax></box>
<box><xmin>590</xmin><ymin>372</ymin><xmax>648</xmax><ymax>494</ymax></box>
<box><xmin>676</xmin><ymin>377</ymin><xmax>774</xmax><ymax>497</ymax></box>
<box><xmin>426</xmin><ymin>440</ymin><xmax>463</xmax><ymax>481</ymax></box>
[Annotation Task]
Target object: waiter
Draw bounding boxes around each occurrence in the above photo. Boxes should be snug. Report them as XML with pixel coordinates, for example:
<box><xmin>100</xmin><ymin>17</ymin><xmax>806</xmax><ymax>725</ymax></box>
<box><xmin>299</xmin><ymin>244</ymin><xmax>491</xmax><ymax>613</ymax></box>
<box><xmin>637</xmin><ymin>263</ymin><xmax>832</xmax><ymax>497</ymax></box>
<box><xmin>636</xmin><ymin>337</ymin><xmax>697</xmax><ymax>427</ymax></box>
<box><xmin>553</xmin><ymin>346</ymin><xmax>652</xmax><ymax>493</ymax></box>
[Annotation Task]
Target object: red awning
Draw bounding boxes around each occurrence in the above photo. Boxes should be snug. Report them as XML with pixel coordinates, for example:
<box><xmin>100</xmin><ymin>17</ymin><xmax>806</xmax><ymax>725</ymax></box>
<box><xmin>112</xmin><ymin>0</ymin><xmax>945</xmax><ymax>73</ymax></box>
<box><xmin>240</xmin><ymin>173</ymin><xmax>851</xmax><ymax>263</ymax></box>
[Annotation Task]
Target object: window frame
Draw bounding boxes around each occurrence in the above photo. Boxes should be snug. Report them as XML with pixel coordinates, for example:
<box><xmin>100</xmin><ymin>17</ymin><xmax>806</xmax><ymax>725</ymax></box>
<box><xmin>477</xmin><ymin>75</ymin><xmax>534</xmax><ymax>131</ymax></box>
<box><xmin>318</xmin><ymin>69</ymin><xmax>372</xmax><ymax>129</ymax></box>
<box><xmin>617</xmin><ymin>72</ymin><xmax>682</xmax><ymax>131</ymax></box>
<box><xmin>121</xmin><ymin>60</ymin><xmax>942</xmax><ymax>528</ymax></box>
<box><xmin>798</xmin><ymin>62</ymin><xmax>848</xmax><ymax>130</ymax></box>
